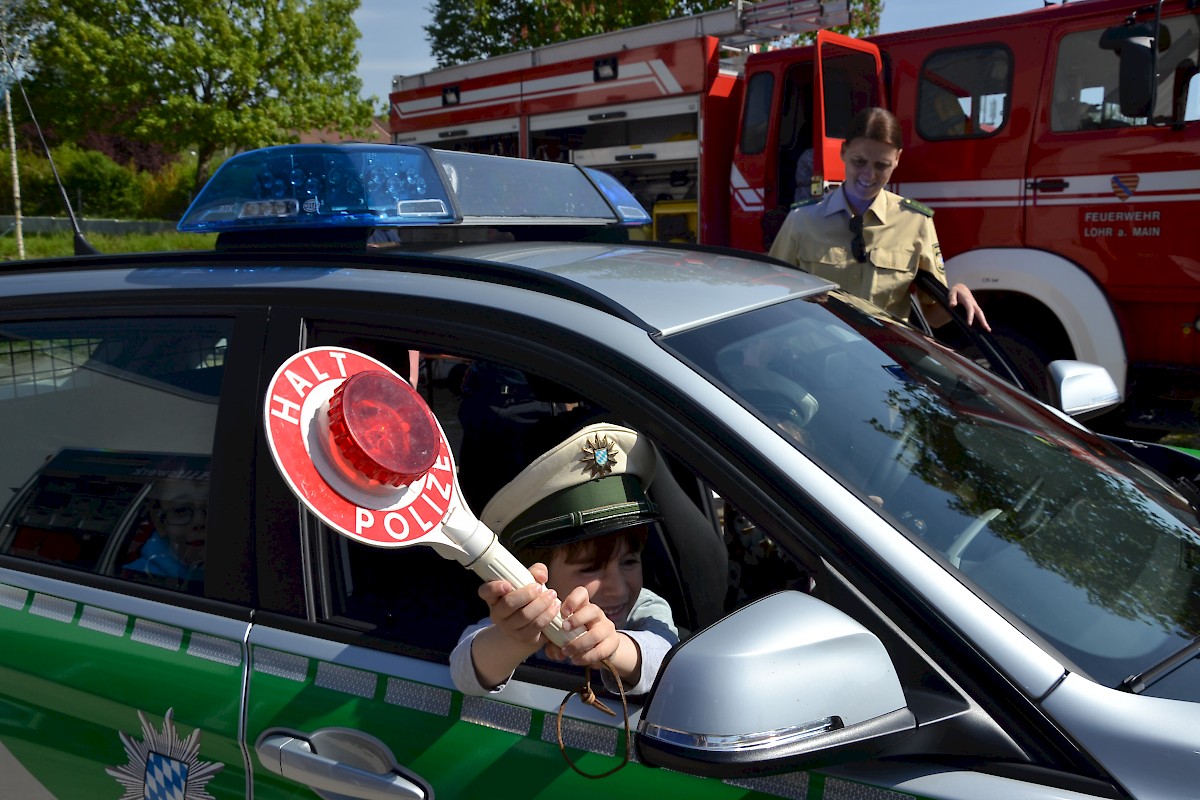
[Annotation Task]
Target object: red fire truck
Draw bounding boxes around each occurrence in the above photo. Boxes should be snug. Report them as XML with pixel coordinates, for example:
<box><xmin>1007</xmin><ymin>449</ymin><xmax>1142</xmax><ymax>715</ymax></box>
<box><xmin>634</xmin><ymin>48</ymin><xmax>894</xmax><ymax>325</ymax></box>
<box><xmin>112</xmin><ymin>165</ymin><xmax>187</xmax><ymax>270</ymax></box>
<box><xmin>390</xmin><ymin>0</ymin><xmax>1200</xmax><ymax>431</ymax></box>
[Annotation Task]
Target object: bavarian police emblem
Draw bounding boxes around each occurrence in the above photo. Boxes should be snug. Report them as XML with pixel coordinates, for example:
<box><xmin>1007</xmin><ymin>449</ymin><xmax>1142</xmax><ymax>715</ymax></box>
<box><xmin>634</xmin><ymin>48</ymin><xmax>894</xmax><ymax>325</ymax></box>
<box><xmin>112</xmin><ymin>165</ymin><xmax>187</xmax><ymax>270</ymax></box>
<box><xmin>107</xmin><ymin>708</ymin><xmax>223</xmax><ymax>800</ymax></box>
<box><xmin>580</xmin><ymin>433</ymin><xmax>620</xmax><ymax>478</ymax></box>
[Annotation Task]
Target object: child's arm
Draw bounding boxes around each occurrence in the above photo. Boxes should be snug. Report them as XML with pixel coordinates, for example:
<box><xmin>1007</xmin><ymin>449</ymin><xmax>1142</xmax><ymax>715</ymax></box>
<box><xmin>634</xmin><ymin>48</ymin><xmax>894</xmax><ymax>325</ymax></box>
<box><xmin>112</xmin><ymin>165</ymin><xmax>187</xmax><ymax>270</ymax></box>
<box><xmin>469</xmin><ymin>562</ymin><xmax>562</xmax><ymax>690</ymax></box>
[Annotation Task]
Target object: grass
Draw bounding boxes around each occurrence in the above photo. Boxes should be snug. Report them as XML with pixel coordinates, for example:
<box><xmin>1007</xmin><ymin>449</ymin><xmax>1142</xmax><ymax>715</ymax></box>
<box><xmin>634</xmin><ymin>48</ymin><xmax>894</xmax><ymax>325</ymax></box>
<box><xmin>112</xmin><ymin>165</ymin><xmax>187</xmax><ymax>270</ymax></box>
<box><xmin>0</xmin><ymin>230</ymin><xmax>217</xmax><ymax>261</ymax></box>
<box><xmin>1162</xmin><ymin>432</ymin><xmax>1200</xmax><ymax>452</ymax></box>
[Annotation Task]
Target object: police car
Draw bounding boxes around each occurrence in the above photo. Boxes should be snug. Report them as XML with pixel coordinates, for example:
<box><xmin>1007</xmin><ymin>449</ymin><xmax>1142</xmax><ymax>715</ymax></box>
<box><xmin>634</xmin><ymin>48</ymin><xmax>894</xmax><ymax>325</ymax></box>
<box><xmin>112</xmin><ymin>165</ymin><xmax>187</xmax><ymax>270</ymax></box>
<box><xmin>1</xmin><ymin>143</ymin><xmax>1198</xmax><ymax>800</ymax></box>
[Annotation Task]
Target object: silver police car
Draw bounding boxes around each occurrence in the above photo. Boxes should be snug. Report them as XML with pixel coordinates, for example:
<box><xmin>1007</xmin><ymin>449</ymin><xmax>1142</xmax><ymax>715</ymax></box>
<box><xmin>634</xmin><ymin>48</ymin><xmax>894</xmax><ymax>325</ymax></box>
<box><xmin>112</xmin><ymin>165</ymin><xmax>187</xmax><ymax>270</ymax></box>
<box><xmin>0</xmin><ymin>143</ymin><xmax>1197</xmax><ymax>800</ymax></box>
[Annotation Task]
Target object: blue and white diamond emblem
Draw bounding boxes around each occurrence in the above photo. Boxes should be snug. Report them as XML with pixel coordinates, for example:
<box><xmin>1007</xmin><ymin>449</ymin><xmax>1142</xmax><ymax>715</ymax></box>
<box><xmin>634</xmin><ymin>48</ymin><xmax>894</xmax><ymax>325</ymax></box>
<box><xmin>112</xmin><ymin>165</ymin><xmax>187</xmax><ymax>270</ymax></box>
<box><xmin>144</xmin><ymin>751</ymin><xmax>189</xmax><ymax>800</ymax></box>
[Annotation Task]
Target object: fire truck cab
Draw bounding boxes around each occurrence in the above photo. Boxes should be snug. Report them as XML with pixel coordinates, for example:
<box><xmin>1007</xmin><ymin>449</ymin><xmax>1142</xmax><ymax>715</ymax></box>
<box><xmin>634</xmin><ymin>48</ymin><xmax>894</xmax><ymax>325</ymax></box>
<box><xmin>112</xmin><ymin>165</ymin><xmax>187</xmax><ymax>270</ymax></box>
<box><xmin>738</xmin><ymin>0</ymin><xmax>1200</xmax><ymax>429</ymax></box>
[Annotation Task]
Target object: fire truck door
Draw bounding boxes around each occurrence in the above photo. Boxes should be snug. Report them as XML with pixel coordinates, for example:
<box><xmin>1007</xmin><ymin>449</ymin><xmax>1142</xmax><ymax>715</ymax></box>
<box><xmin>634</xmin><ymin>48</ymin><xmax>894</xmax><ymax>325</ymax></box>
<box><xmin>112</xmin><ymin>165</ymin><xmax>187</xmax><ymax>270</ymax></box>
<box><xmin>1025</xmin><ymin>12</ymin><xmax>1200</xmax><ymax>368</ymax></box>
<box><xmin>814</xmin><ymin>30</ymin><xmax>885</xmax><ymax>191</ymax></box>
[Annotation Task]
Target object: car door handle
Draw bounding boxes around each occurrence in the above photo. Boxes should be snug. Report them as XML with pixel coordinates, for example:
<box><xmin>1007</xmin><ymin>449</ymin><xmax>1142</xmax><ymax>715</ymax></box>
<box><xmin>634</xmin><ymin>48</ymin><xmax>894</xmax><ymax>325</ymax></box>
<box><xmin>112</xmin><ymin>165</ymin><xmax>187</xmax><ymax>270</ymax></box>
<box><xmin>1025</xmin><ymin>178</ymin><xmax>1069</xmax><ymax>192</ymax></box>
<box><xmin>256</xmin><ymin>728</ymin><xmax>432</xmax><ymax>800</ymax></box>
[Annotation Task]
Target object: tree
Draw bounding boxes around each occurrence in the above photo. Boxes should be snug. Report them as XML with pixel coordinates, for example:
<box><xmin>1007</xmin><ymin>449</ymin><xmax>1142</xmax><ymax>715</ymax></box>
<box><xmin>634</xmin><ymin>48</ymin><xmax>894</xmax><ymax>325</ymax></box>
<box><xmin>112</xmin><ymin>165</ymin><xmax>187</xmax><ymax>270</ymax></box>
<box><xmin>0</xmin><ymin>0</ymin><xmax>40</xmax><ymax>258</ymax></box>
<box><xmin>27</xmin><ymin>0</ymin><xmax>376</xmax><ymax>194</ymax></box>
<box><xmin>426</xmin><ymin>0</ymin><xmax>731</xmax><ymax>68</ymax></box>
<box><xmin>426</xmin><ymin>0</ymin><xmax>882</xmax><ymax>68</ymax></box>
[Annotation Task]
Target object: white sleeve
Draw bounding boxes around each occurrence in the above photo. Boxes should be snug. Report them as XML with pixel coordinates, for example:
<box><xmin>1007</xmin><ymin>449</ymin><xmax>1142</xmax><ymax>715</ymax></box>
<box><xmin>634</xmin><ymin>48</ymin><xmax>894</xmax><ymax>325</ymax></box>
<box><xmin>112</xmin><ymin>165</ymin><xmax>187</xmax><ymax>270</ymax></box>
<box><xmin>601</xmin><ymin>628</ymin><xmax>674</xmax><ymax>695</ymax></box>
<box><xmin>599</xmin><ymin>588</ymin><xmax>679</xmax><ymax>695</ymax></box>
<box><xmin>449</xmin><ymin>619</ymin><xmax>514</xmax><ymax>696</ymax></box>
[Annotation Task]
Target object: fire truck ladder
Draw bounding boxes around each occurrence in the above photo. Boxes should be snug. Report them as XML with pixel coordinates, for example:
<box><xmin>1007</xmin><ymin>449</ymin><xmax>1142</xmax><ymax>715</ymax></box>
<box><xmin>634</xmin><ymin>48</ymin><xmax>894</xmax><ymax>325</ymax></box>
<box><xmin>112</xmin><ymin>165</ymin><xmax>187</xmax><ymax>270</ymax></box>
<box><xmin>396</xmin><ymin>0</ymin><xmax>850</xmax><ymax>91</ymax></box>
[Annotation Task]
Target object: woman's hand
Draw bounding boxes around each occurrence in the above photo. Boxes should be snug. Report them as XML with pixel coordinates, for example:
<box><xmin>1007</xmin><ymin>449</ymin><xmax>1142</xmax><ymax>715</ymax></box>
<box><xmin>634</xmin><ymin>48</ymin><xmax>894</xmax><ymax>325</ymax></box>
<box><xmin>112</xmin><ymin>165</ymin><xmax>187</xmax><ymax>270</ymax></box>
<box><xmin>948</xmin><ymin>283</ymin><xmax>990</xmax><ymax>330</ymax></box>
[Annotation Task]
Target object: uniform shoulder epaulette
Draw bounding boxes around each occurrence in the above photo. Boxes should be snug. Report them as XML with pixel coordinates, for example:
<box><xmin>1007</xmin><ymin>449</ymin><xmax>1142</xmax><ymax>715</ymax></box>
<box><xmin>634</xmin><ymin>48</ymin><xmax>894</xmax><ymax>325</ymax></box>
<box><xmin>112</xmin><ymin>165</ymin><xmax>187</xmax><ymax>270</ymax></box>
<box><xmin>900</xmin><ymin>197</ymin><xmax>934</xmax><ymax>217</ymax></box>
<box><xmin>789</xmin><ymin>197</ymin><xmax>820</xmax><ymax>211</ymax></box>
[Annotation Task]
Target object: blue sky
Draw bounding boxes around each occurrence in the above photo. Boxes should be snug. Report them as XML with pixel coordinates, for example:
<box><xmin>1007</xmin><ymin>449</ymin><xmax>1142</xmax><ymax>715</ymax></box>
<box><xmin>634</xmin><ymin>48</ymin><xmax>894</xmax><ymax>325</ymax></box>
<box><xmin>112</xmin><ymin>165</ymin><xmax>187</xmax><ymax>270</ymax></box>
<box><xmin>354</xmin><ymin>1</ymin><xmax>1044</xmax><ymax>104</ymax></box>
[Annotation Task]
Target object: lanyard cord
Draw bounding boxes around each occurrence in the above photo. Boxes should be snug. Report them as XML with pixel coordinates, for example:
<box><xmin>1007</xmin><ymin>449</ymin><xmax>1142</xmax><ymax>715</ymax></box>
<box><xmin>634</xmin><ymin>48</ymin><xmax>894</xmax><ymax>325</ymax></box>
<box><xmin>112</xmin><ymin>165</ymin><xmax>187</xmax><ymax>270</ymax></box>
<box><xmin>554</xmin><ymin>656</ymin><xmax>631</xmax><ymax>778</ymax></box>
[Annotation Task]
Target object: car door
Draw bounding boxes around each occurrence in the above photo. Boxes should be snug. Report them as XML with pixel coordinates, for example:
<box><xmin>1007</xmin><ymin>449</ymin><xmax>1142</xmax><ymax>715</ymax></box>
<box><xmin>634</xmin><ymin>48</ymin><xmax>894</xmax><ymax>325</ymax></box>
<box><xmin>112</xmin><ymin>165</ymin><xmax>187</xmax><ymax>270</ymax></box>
<box><xmin>241</xmin><ymin>307</ymin><xmax>818</xmax><ymax>800</ymax></box>
<box><xmin>0</xmin><ymin>306</ymin><xmax>264</xmax><ymax>799</ymax></box>
<box><xmin>243</xmin><ymin>293</ymin><xmax>1127</xmax><ymax>800</ymax></box>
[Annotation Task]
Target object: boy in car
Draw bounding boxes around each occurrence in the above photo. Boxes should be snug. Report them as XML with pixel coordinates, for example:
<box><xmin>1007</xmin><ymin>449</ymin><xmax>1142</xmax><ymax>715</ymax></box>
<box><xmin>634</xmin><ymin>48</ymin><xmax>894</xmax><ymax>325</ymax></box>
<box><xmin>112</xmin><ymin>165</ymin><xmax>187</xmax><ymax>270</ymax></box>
<box><xmin>450</xmin><ymin>423</ymin><xmax>679</xmax><ymax>696</ymax></box>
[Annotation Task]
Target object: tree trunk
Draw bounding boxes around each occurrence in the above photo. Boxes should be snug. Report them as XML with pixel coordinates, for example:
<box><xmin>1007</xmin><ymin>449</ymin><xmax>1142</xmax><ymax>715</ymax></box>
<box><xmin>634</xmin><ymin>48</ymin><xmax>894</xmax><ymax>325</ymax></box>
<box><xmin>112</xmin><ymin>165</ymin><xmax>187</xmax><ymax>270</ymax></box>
<box><xmin>5</xmin><ymin>87</ymin><xmax>23</xmax><ymax>260</ymax></box>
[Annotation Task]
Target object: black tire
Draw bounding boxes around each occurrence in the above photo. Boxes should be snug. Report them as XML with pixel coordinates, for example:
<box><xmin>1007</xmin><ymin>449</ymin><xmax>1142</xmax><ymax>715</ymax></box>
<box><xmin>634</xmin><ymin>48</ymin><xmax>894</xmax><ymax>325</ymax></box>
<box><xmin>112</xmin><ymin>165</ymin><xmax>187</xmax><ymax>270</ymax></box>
<box><xmin>990</xmin><ymin>326</ymin><xmax>1055</xmax><ymax>404</ymax></box>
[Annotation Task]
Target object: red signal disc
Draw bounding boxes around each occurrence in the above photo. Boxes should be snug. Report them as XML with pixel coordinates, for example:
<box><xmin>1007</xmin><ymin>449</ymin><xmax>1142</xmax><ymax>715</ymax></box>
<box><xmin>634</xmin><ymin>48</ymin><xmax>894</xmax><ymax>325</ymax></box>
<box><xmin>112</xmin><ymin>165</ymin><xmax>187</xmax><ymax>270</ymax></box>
<box><xmin>328</xmin><ymin>371</ymin><xmax>439</xmax><ymax>486</ymax></box>
<box><xmin>263</xmin><ymin>347</ymin><xmax>457</xmax><ymax>548</ymax></box>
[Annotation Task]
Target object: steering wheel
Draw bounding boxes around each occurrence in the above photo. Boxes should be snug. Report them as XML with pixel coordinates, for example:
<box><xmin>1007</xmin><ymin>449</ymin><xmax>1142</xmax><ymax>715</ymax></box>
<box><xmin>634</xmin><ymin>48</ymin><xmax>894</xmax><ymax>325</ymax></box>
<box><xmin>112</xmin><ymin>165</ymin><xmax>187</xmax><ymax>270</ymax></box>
<box><xmin>945</xmin><ymin>508</ymin><xmax>1003</xmax><ymax>568</ymax></box>
<box><xmin>739</xmin><ymin>389</ymin><xmax>813</xmax><ymax>445</ymax></box>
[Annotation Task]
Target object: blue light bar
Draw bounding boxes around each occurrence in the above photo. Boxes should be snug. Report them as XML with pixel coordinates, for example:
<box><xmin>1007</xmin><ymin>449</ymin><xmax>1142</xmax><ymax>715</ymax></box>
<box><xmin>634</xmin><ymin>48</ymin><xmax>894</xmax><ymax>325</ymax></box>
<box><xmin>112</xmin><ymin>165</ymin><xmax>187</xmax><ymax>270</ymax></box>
<box><xmin>177</xmin><ymin>143</ymin><xmax>652</xmax><ymax>235</ymax></box>
<box><xmin>582</xmin><ymin>167</ymin><xmax>653</xmax><ymax>226</ymax></box>
<box><xmin>178</xmin><ymin>144</ymin><xmax>458</xmax><ymax>233</ymax></box>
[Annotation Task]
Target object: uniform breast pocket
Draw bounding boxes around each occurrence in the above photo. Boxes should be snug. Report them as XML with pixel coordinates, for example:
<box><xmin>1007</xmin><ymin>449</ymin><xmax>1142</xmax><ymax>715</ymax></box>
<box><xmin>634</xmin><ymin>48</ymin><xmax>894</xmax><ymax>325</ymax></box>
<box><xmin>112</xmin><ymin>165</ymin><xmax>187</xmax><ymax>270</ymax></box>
<box><xmin>804</xmin><ymin>247</ymin><xmax>851</xmax><ymax>283</ymax></box>
<box><xmin>870</xmin><ymin>246</ymin><xmax>918</xmax><ymax>274</ymax></box>
<box><xmin>869</xmin><ymin>246</ymin><xmax>920</xmax><ymax>316</ymax></box>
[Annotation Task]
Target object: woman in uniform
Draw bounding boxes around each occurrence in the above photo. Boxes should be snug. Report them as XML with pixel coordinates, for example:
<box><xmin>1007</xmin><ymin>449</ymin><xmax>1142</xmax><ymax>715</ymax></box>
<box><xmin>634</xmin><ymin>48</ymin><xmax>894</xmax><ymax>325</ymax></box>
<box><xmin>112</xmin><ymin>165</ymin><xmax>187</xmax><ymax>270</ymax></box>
<box><xmin>768</xmin><ymin>106</ymin><xmax>988</xmax><ymax>331</ymax></box>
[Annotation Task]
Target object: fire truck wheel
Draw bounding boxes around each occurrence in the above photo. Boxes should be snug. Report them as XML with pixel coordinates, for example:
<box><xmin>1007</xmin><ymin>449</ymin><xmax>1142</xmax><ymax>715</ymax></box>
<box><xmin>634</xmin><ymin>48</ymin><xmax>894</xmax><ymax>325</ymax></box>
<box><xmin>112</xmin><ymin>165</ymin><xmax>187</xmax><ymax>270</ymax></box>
<box><xmin>991</xmin><ymin>326</ymin><xmax>1055</xmax><ymax>404</ymax></box>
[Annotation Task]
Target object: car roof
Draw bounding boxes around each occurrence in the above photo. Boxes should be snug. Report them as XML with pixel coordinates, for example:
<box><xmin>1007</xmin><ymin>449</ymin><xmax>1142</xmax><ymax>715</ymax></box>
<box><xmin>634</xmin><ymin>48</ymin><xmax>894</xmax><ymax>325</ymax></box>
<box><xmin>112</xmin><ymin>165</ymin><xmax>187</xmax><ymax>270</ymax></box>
<box><xmin>0</xmin><ymin>240</ymin><xmax>835</xmax><ymax>339</ymax></box>
<box><xmin>399</xmin><ymin>241</ymin><xmax>835</xmax><ymax>336</ymax></box>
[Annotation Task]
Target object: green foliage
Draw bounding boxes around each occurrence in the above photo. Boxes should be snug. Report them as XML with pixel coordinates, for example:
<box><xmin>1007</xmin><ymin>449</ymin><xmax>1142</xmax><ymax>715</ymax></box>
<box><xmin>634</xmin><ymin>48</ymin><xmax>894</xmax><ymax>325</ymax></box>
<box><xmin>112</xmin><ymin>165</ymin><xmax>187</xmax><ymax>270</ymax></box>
<box><xmin>426</xmin><ymin>0</ymin><xmax>883</xmax><ymax>68</ymax></box>
<box><xmin>427</xmin><ymin>0</ymin><xmax>732</xmax><ymax>67</ymax></box>
<box><xmin>54</xmin><ymin>144</ymin><xmax>139</xmax><ymax>219</ymax></box>
<box><xmin>0</xmin><ymin>145</ymin><xmax>196</xmax><ymax>220</ymax></box>
<box><xmin>25</xmin><ymin>0</ymin><xmax>375</xmax><ymax>193</ymax></box>
<box><xmin>133</xmin><ymin>157</ymin><xmax>199</xmax><ymax>221</ymax></box>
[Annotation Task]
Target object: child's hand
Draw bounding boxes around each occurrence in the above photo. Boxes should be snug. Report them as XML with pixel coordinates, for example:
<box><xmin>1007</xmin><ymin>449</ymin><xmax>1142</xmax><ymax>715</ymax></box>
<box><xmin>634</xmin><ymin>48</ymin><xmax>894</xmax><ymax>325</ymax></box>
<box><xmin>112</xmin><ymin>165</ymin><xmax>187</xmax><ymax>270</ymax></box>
<box><xmin>544</xmin><ymin>586</ymin><xmax>620</xmax><ymax>666</ymax></box>
<box><xmin>479</xmin><ymin>562</ymin><xmax>561</xmax><ymax>652</ymax></box>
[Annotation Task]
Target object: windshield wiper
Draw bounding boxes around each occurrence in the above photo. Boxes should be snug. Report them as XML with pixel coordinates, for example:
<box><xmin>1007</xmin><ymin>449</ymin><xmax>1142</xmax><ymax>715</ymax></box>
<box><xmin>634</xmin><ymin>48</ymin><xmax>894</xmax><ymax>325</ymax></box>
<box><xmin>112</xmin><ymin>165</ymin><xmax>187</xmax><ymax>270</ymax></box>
<box><xmin>1120</xmin><ymin>636</ymin><xmax>1200</xmax><ymax>693</ymax></box>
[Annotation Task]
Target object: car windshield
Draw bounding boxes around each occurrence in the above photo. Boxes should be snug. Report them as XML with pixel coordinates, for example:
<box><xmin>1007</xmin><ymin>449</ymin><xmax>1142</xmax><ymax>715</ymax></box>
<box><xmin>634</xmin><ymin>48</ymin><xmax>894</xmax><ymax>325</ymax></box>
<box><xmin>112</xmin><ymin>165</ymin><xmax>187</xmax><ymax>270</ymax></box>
<box><xmin>666</xmin><ymin>291</ymin><xmax>1200</xmax><ymax>688</ymax></box>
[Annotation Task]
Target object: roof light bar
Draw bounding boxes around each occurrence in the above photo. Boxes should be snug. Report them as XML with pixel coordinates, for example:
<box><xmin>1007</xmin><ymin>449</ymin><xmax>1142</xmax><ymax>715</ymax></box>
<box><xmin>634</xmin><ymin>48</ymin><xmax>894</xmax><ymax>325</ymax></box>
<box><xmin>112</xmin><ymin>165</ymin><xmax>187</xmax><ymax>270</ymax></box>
<box><xmin>178</xmin><ymin>143</ymin><xmax>458</xmax><ymax>232</ymax></box>
<box><xmin>178</xmin><ymin>143</ymin><xmax>652</xmax><ymax>234</ymax></box>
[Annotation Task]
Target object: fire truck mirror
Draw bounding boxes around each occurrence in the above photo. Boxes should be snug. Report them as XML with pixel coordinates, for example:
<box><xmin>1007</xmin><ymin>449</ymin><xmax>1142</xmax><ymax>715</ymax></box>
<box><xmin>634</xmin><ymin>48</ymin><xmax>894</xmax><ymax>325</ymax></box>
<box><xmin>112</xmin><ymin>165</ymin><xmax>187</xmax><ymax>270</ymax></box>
<box><xmin>1099</xmin><ymin>21</ymin><xmax>1157</xmax><ymax>118</ymax></box>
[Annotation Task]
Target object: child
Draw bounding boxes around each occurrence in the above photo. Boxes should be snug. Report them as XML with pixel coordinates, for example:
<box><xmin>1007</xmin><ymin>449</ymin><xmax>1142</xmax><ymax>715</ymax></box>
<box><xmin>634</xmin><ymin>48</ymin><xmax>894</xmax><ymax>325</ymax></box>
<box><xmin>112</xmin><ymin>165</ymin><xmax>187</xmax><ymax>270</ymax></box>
<box><xmin>450</xmin><ymin>423</ymin><xmax>679</xmax><ymax>696</ymax></box>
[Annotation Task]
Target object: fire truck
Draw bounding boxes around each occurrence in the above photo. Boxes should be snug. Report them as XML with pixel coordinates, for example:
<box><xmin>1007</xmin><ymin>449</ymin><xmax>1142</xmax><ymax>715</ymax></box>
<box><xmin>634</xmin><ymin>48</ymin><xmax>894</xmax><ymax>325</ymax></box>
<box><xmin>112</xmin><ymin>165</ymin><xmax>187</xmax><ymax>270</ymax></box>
<box><xmin>390</xmin><ymin>0</ymin><xmax>1200</xmax><ymax>431</ymax></box>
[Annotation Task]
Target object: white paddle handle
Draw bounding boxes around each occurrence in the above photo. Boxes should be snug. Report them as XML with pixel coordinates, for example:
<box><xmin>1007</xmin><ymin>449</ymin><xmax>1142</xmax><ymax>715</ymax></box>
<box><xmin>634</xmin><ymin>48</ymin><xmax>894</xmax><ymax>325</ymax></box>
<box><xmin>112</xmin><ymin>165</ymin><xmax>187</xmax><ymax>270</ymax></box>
<box><xmin>442</xmin><ymin>509</ymin><xmax>582</xmax><ymax>647</ymax></box>
<box><xmin>470</xmin><ymin>536</ymin><xmax>582</xmax><ymax>647</ymax></box>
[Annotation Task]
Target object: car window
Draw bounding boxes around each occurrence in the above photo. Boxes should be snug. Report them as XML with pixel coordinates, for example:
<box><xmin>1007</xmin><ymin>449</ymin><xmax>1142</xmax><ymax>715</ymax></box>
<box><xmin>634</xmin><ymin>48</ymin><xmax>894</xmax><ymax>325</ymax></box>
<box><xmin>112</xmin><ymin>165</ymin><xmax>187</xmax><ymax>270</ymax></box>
<box><xmin>299</xmin><ymin>332</ymin><xmax>821</xmax><ymax>684</ymax></box>
<box><xmin>665</xmin><ymin>292</ymin><xmax>1200</xmax><ymax>688</ymax></box>
<box><xmin>0</xmin><ymin>317</ymin><xmax>230</xmax><ymax>594</ymax></box>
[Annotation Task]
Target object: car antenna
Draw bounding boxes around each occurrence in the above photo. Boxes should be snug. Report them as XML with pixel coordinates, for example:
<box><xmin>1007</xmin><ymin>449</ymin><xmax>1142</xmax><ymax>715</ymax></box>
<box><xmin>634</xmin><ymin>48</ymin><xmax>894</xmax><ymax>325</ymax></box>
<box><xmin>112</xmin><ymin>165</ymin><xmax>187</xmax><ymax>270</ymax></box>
<box><xmin>1</xmin><ymin>41</ymin><xmax>98</xmax><ymax>256</ymax></box>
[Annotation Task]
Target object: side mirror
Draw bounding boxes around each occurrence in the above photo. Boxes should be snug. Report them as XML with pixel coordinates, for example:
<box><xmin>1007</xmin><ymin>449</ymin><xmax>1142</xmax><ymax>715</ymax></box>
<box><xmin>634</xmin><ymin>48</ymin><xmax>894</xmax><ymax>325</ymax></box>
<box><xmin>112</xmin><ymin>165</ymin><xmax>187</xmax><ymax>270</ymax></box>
<box><xmin>1100</xmin><ymin>21</ymin><xmax>1157</xmax><ymax>117</ymax></box>
<box><xmin>636</xmin><ymin>591</ymin><xmax>916</xmax><ymax>778</ymax></box>
<box><xmin>1050</xmin><ymin>360</ymin><xmax>1120</xmax><ymax>419</ymax></box>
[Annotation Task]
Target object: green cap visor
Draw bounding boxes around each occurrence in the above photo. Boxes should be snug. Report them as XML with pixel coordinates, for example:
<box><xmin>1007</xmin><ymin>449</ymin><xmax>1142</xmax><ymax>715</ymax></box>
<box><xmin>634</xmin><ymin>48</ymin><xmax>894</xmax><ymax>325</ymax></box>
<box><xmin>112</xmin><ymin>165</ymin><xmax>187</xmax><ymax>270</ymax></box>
<box><xmin>500</xmin><ymin>474</ymin><xmax>659</xmax><ymax>553</ymax></box>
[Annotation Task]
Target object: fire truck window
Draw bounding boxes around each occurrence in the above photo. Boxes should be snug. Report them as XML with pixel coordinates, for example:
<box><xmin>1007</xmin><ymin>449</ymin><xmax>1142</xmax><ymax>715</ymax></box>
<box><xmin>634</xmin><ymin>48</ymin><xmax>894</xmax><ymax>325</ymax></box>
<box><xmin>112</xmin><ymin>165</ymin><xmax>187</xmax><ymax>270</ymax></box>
<box><xmin>1055</xmin><ymin>16</ymin><xmax>1199</xmax><ymax>131</ymax></box>
<box><xmin>1168</xmin><ymin>16</ymin><xmax>1200</xmax><ymax>123</ymax></box>
<box><xmin>821</xmin><ymin>45</ymin><xmax>882</xmax><ymax>139</ymax></box>
<box><xmin>0</xmin><ymin>318</ymin><xmax>226</xmax><ymax>590</ymax></box>
<box><xmin>740</xmin><ymin>72</ymin><xmax>774</xmax><ymax>155</ymax></box>
<box><xmin>916</xmin><ymin>46</ymin><xmax>1011</xmax><ymax>141</ymax></box>
<box><xmin>1054</xmin><ymin>29</ymin><xmax>1133</xmax><ymax>130</ymax></box>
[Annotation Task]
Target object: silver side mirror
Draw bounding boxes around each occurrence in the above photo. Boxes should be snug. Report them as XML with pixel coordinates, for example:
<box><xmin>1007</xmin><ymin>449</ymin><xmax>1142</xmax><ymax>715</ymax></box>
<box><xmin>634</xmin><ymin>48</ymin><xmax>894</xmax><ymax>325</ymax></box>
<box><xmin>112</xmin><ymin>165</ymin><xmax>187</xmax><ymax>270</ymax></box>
<box><xmin>637</xmin><ymin>591</ymin><xmax>915</xmax><ymax>778</ymax></box>
<box><xmin>1050</xmin><ymin>360</ymin><xmax>1120</xmax><ymax>419</ymax></box>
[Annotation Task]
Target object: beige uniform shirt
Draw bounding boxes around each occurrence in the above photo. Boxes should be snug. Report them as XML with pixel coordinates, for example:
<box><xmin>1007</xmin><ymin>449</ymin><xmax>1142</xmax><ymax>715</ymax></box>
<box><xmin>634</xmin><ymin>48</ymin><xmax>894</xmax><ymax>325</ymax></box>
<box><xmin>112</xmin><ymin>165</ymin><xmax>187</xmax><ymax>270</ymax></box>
<box><xmin>768</xmin><ymin>187</ymin><xmax>947</xmax><ymax>320</ymax></box>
